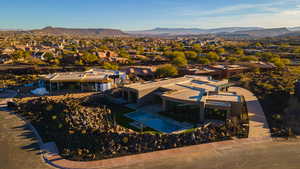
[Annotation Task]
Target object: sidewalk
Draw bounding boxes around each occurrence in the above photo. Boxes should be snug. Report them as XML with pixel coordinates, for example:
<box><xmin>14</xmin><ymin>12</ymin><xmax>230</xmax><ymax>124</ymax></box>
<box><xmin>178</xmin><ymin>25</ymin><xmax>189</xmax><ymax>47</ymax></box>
<box><xmin>44</xmin><ymin>137</ymin><xmax>272</xmax><ymax>169</ymax></box>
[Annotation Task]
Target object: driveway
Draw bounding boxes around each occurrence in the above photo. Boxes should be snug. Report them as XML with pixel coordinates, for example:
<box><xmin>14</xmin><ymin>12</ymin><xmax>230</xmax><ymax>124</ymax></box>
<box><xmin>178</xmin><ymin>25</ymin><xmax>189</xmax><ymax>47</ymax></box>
<box><xmin>229</xmin><ymin>87</ymin><xmax>271</xmax><ymax>138</ymax></box>
<box><xmin>0</xmin><ymin>90</ymin><xmax>53</xmax><ymax>169</ymax></box>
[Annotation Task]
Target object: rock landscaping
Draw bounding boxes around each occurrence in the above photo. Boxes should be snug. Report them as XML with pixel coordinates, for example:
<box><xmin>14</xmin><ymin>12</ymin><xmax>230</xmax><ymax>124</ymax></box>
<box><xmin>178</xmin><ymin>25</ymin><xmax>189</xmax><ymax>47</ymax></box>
<box><xmin>14</xmin><ymin>96</ymin><xmax>247</xmax><ymax>161</ymax></box>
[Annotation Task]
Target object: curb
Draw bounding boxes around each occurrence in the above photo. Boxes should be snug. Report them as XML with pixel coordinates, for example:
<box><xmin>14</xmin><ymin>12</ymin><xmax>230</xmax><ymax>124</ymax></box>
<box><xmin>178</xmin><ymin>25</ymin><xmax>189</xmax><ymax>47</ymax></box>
<box><xmin>9</xmin><ymin>107</ymin><xmax>274</xmax><ymax>169</ymax></box>
<box><xmin>3</xmin><ymin>89</ymin><xmax>275</xmax><ymax>169</ymax></box>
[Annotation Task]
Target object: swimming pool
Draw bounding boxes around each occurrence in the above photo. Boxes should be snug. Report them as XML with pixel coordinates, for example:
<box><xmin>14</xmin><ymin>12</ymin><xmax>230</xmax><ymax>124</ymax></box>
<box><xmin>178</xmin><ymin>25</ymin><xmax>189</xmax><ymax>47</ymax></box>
<box><xmin>125</xmin><ymin>111</ymin><xmax>191</xmax><ymax>133</ymax></box>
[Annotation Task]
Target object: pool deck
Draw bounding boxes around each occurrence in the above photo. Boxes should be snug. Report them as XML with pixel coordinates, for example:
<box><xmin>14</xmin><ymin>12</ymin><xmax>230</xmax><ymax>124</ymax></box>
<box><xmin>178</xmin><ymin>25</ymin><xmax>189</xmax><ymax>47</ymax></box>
<box><xmin>125</xmin><ymin>104</ymin><xmax>193</xmax><ymax>133</ymax></box>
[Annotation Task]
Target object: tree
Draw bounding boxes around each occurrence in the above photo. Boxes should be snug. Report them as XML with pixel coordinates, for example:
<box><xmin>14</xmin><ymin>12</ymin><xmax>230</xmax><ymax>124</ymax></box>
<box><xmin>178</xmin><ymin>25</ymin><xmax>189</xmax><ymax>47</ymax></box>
<box><xmin>44</xmin><ymin>52</ymin><xmax>55</xmax><ymax>63</ymax></box>
<box><xmin>81</xmin><ymin>52</ymin><xmax>98</xmax><ymax>64</ymax></box>
<box><xmin>192</xmin><ymin>44</ymin><xmax>202</xmax><ymax>52</ymax></box>
<box><xmin>136</xmin><ymin>46</ymin><xmax>144</xmax><ymax>55</ymax></box>
<box><xmin>155</xmin><ymin>64</ymin><xmax>178</xmax><ymax>78</ymax></box>
<box><xmin>171</xmin><ymin>55</ymin><xmax>188</xmax><ymax>67</ymax></box>
<box><xmin>99</xmin><ymin>45</ymin><xmax>109</xmax><ymax>50</ymax></box>
<box><xmin>196</xmin><ymin>57</ymin><xmax>211</xmax><ymax>64</ymax></box>
<box><xmin>217</xmin><ymin>48</ymin><xmax>226</xmax><ymax>55</ymax></box>
<box><xmin>293</xmin><ymin>47</ymin><xmax>300</xmax><ymax>54</ymax></box>
<box><xmin>206</xmin><ymin>51</ymin><xmax>220</xmax><ymax>62</ymax></box>
<box><xmin>235</xmin><ymin>48</ymin><xmax>244</xmax><ymax>55</ymax></box>
<box><xmin>119</xmin><ymin>49</ymin><xmax>129</xmax><ymax>58</ymax></box>
<box><xmin>12</xmin><ymin>50</ymin><xmax>24</xmax><ymax>60</ymax></box>
<box><xmin>227</xmin><ymin>56</ymin><xmax>239</xmax><ymax>63</ymax></box>
<box><xmin>254</xmin><ymin>42</ymin><xmax>263</xmax><ymax>48</ymax></box>
<box><xmin>103</xmin><ymin>62</ymin><xmax>119</xmax><ymax>70</ymax></box>
<box><xmin>165</xmin><ymin>51</ymin><xmax>185</xmax><ymax>59</ymax></box>
<box><xmin>184</xmin><ymin>51</ymin><xmax>197</xmax><ymax>60</ymax></box>
<box><xmin>240</xmin><ymin>56</ymin><xmax>258</xmax><ymax>62</ymax></box>
<box><xmin>269</xmin><ymin>57</ymin><xmax>291</xmax><ymax>68</ymax></box>
<box><xmin>258</xmin><ymin>52</ymin><xmax>279</xmax><ymax>62</ymax></box>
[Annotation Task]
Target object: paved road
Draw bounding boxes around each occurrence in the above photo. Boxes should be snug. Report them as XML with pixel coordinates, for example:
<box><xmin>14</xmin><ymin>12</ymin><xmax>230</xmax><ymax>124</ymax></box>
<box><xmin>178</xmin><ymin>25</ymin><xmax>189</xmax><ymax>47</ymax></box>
<box><xmin>113</xmin><ymin>140</ymin><xmax>300</xmax><ymax>169</ymax></box>
<box><xmin>1</xmin><ymin>89</ymin><xmax>299</xmax><ymax>169</ymax></box>
<box><xmin>0</xmin><ymin>90</ymin><xmax>52</xmax><ymax>169</ymax></box>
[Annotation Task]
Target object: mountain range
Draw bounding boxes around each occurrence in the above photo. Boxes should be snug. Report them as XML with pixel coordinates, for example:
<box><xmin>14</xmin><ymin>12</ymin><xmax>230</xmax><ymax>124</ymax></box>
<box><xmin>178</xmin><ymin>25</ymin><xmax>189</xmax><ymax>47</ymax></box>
<box><xmin>126</xmin><ymin>27</ymin><xmax>300</xmax><ymax>37</ymax></box>
<box><xmin>126</xmin><ymin>27</ymin><xmax>264</xmax><ymax>35</ymax></box>
<box><xmin>1</xmin><ymin>26</ymin><xmax>300</xmax><ymax>38</ymax></box>
<box><xmin>30</xmin><ymin>26</ymin><xmax>128</xmax><ymax>37</ymax></box>
<box><xmin>288</xmin><ymin>27</ymin><xmax>300</xmax><ymax>31</ymax></box>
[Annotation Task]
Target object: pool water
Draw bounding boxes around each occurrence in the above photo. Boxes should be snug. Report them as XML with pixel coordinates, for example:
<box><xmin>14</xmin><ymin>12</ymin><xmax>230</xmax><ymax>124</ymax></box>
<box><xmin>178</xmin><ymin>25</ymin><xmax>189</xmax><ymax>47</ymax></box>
<box><xmin>125</xmin><ymin>111</ymin><xmax>190</xmax><ymax>133</ymax></box>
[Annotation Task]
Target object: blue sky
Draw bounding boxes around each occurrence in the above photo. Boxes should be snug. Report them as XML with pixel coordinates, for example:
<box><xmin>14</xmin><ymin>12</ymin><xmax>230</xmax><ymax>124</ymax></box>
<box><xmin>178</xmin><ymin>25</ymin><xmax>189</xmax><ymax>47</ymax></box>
<box><xmin>1</xmin><ymin>0</ymin><xmax>300</xmax><ymax>30</ymax></box>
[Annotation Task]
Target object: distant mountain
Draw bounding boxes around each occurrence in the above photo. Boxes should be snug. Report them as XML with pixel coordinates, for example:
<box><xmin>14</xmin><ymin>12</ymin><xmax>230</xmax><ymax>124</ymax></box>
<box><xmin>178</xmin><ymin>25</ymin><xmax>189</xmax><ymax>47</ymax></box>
<box><xmin>205</xmin><ymin>27</ymin><xmax>264</xmax><ymax>33</ymax></box>
<box><xmin>277</xmin><ymin>31</ymin><xmax>300</xmax><ymax>38</ymax></box>
<box><xmin>127</xmin><ymin>27</ymin><xmax>264</xmax><ymax>35</ymax></box>
<box><xmin>129</xmin><ymin>28</ymin><xmax>207</xmax><ymax>35</ymax></box>
<box><xmin>288</xmin><ymin>27</ymin><xmax>300</xmax><ymax>31</ymax></box>
<box><xmin>0</xmin><ymin>28</ymin><xmax>23</xmax><ymax>31</ymax></box>
<box><xmin>31</xmin><ymin>26</ymin><xmax>127</xmax><ymax>37</ymax></box>
<box><xmin>233</xmin><ymin>28</ymin><xmax>290</xmax><ymax>37</ymax></box>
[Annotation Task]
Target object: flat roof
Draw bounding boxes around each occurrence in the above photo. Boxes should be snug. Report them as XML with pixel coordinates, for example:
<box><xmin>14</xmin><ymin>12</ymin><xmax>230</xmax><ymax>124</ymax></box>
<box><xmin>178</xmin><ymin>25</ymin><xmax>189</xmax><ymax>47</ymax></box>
<box><xmin>43</xmin><ymin>69</ymin><xmax>125</xmax><ymax>83</ymax></box>
<box><xmin>124</xmin><ymin>76</ymin><xmax>193</xmax><ymax>91</ymax></box>
<box><xmin>125</xmin><ymin>75</ymin><xmax>241</xmax><ymax>103</ymax></box>
<box><xmin>205</xmin><ymin>93</ymin><xmax>241</xmax><ymax>103</ymax></box>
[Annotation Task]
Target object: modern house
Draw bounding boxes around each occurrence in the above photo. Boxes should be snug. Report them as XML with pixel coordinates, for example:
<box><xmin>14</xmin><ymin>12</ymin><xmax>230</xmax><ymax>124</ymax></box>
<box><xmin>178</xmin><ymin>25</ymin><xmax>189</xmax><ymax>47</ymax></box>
<box><xmin>41</xmin><ymin>68</ymin><xmax>127</xmax><ymax>93</ymax></box>
<box><xmin>122</xmin><ymin>76</ymin><xmax>246</xmax><ymax>122</ymax></box>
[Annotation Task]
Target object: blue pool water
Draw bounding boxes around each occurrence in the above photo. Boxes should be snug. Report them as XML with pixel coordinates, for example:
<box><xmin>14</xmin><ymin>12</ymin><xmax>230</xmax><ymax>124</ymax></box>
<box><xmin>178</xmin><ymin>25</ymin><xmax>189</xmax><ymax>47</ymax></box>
<box><xmin>125</xmin><ymin>111</ymin><xmax>189</xmax><ymax>133</ymax></box>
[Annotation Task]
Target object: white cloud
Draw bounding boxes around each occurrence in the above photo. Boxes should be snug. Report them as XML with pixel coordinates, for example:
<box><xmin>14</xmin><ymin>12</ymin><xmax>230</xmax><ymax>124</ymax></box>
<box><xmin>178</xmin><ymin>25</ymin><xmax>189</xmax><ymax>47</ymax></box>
<box><xmin>171</xmin><ymin>1</ymin><xmax>300</xmax><ymax>28</ymax></box>
<box><xmin>168</xmin><ymin>6</ymin><xmax>300</xmax><ymax>28</ymax></box>
<box><xmin>182</xmin><ymin>4</ymin><xmax>258</xmax><ymax>16</ymax></box>
<box><xmin>180</xmin><ymin>1</ymin><xmax>292</xmax><ymax>17</ymax></box>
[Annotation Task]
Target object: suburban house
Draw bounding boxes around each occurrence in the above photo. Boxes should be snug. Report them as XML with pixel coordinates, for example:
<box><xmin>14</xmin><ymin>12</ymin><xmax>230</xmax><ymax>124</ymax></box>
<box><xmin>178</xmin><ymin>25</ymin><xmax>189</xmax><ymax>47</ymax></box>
<box><xmin>185</xmin><ymin>64</ymin><xmax>250</xmax><ymax>79</ymax></box>
<box><xmin>41</xmin><ymin>68</ymin><xmax>127</xmax><ymax>93</ymax></box>
<box><xmin>123</xmin><ymin>65</ymin><xmax>160</xmax><ymax>79</ymax></box>
<box><xmin>122</xmin><ymin>76</ymin><xmax>246</xmax><ymax>122</ymax></box>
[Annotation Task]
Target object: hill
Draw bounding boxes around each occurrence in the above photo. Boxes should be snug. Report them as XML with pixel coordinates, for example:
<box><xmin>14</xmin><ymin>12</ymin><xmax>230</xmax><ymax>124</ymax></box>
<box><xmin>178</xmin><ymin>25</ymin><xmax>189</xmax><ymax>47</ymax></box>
<box><xmin>233</xmin><ymin>28</ymin><xmax>290</xmax><ymax>37</ymax></box>
<box><xmin>127</xmin><ymin>27</ymin><xmax>264</xmax><ymax>36</ymax></box>
<box><xmin>277</xmin><ymin>31</ymin><xmax>300</xmax><ymax>38</ymax></box>
<box><xmin>31</xmin><ymin>26</ymin><xmax>128</xmax><ymax>37</ymax></box>
<box><xmin>288</xmin><ymin>27</ymin><xmax>300</xmax><ymax>31</ymax></box>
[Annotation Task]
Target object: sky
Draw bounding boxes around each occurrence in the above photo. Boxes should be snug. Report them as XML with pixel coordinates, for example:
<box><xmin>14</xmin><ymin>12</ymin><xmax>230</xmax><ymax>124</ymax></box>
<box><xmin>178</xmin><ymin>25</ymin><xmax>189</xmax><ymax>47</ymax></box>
<box><xmin>1</xmin><ymin>0</ymin><xmax>300</xmax><ymax>30</ymax></box>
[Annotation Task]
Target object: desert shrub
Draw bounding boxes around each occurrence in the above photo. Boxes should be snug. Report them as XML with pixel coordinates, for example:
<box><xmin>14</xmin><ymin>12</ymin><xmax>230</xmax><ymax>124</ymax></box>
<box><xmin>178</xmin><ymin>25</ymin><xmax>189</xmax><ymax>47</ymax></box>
<box><xmin>15</xmin><ymin>96</ymin><xmax>241</xmax><ymax>161</ymax></box>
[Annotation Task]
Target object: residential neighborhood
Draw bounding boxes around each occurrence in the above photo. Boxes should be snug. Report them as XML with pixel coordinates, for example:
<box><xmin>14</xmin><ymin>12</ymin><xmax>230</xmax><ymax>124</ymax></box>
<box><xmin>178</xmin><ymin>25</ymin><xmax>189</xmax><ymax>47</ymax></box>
<box><xmin>1</xmin><ymin>1</ymin><xmax>300</xmax><ymax>169</ymax></box>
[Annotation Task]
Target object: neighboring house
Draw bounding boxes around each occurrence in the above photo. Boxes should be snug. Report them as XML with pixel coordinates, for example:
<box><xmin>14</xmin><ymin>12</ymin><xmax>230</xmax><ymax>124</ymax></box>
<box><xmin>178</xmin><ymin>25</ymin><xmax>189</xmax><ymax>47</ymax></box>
<box><xmin>41</xmin><ymin>68</ymin><xmax>127</xmax><ymax>93</ymax></box>
<box><xmin>2</xmin><ymin>47</ymin><xmax>15</xmax><ymax>55</ymax></box>
<box><xmin>245</xmin><ymin>61</ymin><xmax>277</xmax><ymax>70</ymax></box>
<box><xmin>122</xmin><ymin>75</ymin><xmax>245</xmax><ymax>122</ymax></box>
<box><xmin>0</xmin><ymin>54</ymin><xmax>12</xmax><ymax>64</ymax></box>
<box><xmin>14</xmin><ymin>44</ymin><xmax>32</xmax><ymax>51</ymax></box>
<box><xmin>185</xmin><ymin>64</ymin><xmax>250</xmax><ymax>79</ymax></box>
<box><xmin>32</xmin><ymin>52</ymin><xmax>46</xmax><ymax>60</ymax></box>
<box><xmin>123</xmin><ymin>65</ymin><xmax>162</xmax><ymax>79</ymax></box>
